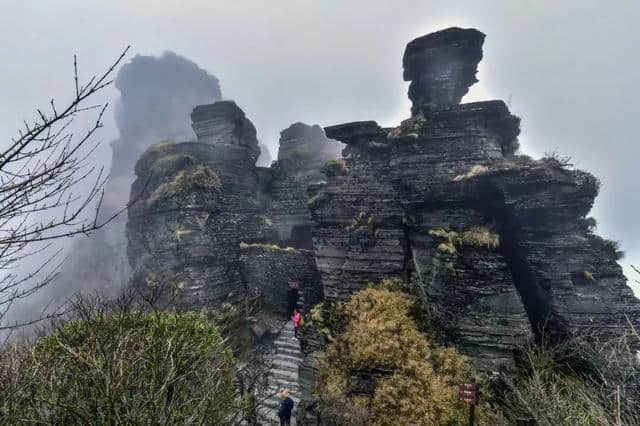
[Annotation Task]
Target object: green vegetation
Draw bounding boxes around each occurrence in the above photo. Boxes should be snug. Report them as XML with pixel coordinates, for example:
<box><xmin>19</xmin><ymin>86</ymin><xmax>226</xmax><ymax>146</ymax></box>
<box><xmin>452</xmin><ymin>164</ymin><xmax>489</xmax><ymax>182</ymax></box>
<box><xmin>387</xmin><ymin>114</ymin><xmax>426</xmax><ymax>139</ymax></box>
<box><xmin>492</xmin><ymin>329</ymin><xmax>640</xmax><ymax>425</ymax></box>
<box><xmin>316</xmin><ymin>282</ymin><xmax>474</xmax><ymax>425</ymax></box>
<box><xmin>323</xmin><ymin>158</ymin><xmax>349</xmax><ymax>177</ymax></box>
<box><xmin>148</xmin><ymin>140</ymin><xmax>177</xmax><ymax>153</ymax></box>
<box><xmin>151</xmin><ymin>153</ymin><xmax>197</xmax><ymax>174</ymax></box>
<box><xmin>307</xmin><ymin>191</ymin><xmax>329</xmax><ymax>210</ymax></box>
<box><xmin>0</xmin><ymin>309</ymin><xmax>237</xmax><ymax>424</ymax></box>
<box><xmin>175</xmin><ymin>224</ymin><xmax>194</xmax><ymax>240</ymax></box>
<box><xmin>345</xmin><ymin>211</ymin><xmax>377</xmax><ymax>232</ymax></box>
<box><xmin>308</xmin><ymin>300</ymin><xmax>348</xmax><ymax>342</ymax></box>
<box><xmin>429</xmin><ymin>226</ymin><xmax>500</xmax><ymax>253</ymax></box>
<box><xmin>147</xmin><ymin>164</ymin><xmax>222</xmax><ymax>207</ymax></box>
<box><xmin>239</xmin><ymin>242</ymin><xmax>298</xmax><ymax>252</ymax></box>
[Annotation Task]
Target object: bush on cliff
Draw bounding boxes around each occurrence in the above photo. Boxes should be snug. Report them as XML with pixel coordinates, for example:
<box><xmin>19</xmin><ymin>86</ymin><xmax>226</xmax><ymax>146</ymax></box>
<box><xmin>493</xmin><ymin>329</ymin><xmax>640</xmax><ymax>426</ymax></box>
<box><xmin>0</xmin><ymin>305</ymin><xmax>237</xmax><ymax>424</ymax></box>
<box><xmin>316</xmin><ymin>285</ymin><xmax>473</xmax><ymax>425</ymax></box>
<box><xmin>147</xmin><ymin>164</ymin><xmax>222</xmax><ymax>206</ymax></box>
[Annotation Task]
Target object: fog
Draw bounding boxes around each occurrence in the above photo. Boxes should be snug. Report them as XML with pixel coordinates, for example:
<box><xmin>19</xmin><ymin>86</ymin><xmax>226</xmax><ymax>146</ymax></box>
<box><xmin>0</xmin><ymin>0</ymin><xmax>638</xmax><ymax>322</ymax></box>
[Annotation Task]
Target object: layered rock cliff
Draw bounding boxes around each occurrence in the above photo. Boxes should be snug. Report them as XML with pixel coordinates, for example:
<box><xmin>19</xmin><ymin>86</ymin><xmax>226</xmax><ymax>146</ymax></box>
<box><xmin>126</xmin><ymin>103</ymin><xmax>335</xmax><ymax>312</ymax></box>
<box><xmin>309</xmin><ymin>27</ymin><xmax>640</xmax><ymax>376</ymax></box>
<box><xmin>123</xmin><ymin>26</ymin><xmax>640</xmax><ymax>424</ymax></box>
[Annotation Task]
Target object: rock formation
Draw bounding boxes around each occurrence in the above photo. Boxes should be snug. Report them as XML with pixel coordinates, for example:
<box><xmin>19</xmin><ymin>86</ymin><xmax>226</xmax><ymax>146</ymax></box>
<box><xmin>309</xmin><ymin>27</ymin><xmax>640</xmax><ymax>376</ymax></box>
<box><xmin>269</xmin><ymin>123</ymin><xmax>344</xmax><ymax>248</ymax></box>
<box><xmin>126</xmin><ymin>103</ymin><xmax>335</xmax><ymax>312</ymax></box>
<box><xmin>123</xmin><ymin>26</ymin><xmax>640</xmax><ymax>424</ymax></box>
<box><xmin>35</xmin><ymin>52</ymin><xmax>222</xmax><ymax>314</ymax></box>
<box><xmin>403</xmin><ymin>27</ymin><xmax>484</xmax><ymax>116</ymax></box>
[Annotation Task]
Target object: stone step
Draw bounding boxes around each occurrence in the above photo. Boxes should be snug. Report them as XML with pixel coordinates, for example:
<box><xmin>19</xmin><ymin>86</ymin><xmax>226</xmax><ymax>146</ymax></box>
<box><xmin>274</xmin><ymin>340</ymin><xmax>300</xmax><ymax>351</ymax></box>
<box><xmin>269</xmin><ymin>376</ymin><xmax>300</xmax><ymax>390</ymax></box>
<box><xmin>275</xmin><ymin>347</ymin><xmax>301</xmax><ymax>358</ymax></box>
<box><xmin>270</xmin><ymin>368</ymin><xmax>298</xmax><ymax>381</ymax></box>
<box><xmin>260</xmin><ymin>394</ymin><xmax>301</xmax><ymax>408</ymax></box>
<box><xmin>274</xmin><ymin>353</ymin><xmax>303</xmax><ymax>363</ymax></box>
<box><xmin>272</xmin><ymin>358</ymin><xmax>299</xmax><ymax>372</ymax></box>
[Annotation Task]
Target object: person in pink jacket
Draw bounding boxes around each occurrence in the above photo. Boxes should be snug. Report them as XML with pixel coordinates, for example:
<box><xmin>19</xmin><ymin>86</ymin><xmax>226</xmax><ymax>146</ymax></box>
<box><xmin>292</xmin><ymin>309</ymin><xmax>303</xmax><ymax>338</ymax></box>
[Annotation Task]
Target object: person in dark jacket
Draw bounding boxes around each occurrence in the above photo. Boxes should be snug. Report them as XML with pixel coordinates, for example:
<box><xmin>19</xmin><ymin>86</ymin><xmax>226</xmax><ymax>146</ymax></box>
<box><xmin>286</xmin><ymin>283</ymin><xmax>299</xmax><ymax>316</ymax></box>
<box><xmin>278</xmin><ymin>389</ymin><xmax>294</xmax><ymax>425</ymax></box>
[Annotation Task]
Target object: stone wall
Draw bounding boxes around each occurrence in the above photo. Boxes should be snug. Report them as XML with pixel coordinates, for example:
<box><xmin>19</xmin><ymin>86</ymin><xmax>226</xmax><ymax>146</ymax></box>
<box><xmin>238</xmin><ymin>244</ymin><xmax>321</xmax><ymax>314</ymax></box>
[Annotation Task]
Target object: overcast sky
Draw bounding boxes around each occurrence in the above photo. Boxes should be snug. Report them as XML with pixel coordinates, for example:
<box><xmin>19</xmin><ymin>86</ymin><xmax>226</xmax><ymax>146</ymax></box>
<box><xmin>1</xmin><ymin>0</ymin><xmax>638</xmax><ymax>294</ymax></box>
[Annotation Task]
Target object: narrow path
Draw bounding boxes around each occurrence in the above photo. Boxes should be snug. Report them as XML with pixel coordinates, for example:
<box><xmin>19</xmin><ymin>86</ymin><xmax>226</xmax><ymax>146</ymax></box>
<box><xmin>257</xmin><ymin>320</ymin><xmax>303</xmax><ymax>425</ymax></box>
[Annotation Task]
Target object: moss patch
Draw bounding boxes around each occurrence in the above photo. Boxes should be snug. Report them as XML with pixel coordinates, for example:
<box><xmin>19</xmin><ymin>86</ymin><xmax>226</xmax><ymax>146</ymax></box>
<box><xmin>345</xmin><ymin>211</ymin><xmax>377</xmax><ymax>232</ymax></box>
<box><xmin>429</xmin><ymin>226</ymin><xmax>500</xmax><ymax>252</ymax></box>
<box><xmin>147</xmin><ymin>164</ymin><xmax>222</xmax><ymax>207</ymax></box>
<box><xmin>323</xmin><ymin>158</ymin><xmax>349</xmax><ymax>177</ymax></box>
<box><xmin>307</xmin><ymin>191</ymin><xmax>329</xmax><ymax>210</ymax></box>
<box><xmin>239</xmin><ymin>242</ymin><xmax>298</xmax><ymax>253</ymax></box>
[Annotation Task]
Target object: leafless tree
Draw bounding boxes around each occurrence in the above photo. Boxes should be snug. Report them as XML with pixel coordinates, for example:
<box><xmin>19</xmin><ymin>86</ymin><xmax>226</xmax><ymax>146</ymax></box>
<box><xmin>0</xmin><ymin>47</ymin><xmax>130</xmax><ymax>330</ymax></box>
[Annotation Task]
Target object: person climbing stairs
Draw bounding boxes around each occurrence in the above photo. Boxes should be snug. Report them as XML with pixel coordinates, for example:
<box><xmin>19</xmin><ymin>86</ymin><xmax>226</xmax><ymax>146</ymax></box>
<box><xmin>257</xmin><ymin>320</ymin><xmax>303</xmax><ymax>425</ymax></box>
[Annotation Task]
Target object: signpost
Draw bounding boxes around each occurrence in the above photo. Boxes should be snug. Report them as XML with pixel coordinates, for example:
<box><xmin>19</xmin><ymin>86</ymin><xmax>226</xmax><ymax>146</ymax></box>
<box><xmin>458</xmin><ymin>383</ymin><xmax>478</xmax><ymax>426</ymax></box>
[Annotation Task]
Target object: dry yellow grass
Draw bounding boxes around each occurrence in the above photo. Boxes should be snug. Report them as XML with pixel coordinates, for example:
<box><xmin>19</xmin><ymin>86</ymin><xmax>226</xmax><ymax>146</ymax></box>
<box><xmin>316</xmin><ymin>286</ymin><xmax>472</xmax><ymax>425</ymax></box>
<box><xmin>453</xmin><ymin>164</ymin><xmax>489</xmax><ymax>181</ymax></box>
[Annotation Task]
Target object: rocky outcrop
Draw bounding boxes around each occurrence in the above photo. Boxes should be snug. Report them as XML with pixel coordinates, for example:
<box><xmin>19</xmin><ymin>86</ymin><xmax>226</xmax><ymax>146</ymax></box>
<box><xmin>268</xmin><ymin>123</ymin><xmax>344</xmax><ymax>248</ymax></box>
<box><xmin>124</xmin><ymin>27</ymin><xmax>640</xmax><ymax>412</ymax></box>
<box><xmin>309</xmin><ymin>27</ymin><xmax>640</xmax><ymax>374</ymax></box>
<box><xmin>403</xmin><ymin>27</ymin><xmax>484</xmax><ymax>116</ymax></box>
<box><xmin>127</xmin><ymin>103</ymin><xmax>330</xmax><ymax>312</ymax></box>
<box><xmin>127</xmin><ymin>101</ymin><xmax>269</xmax><ymax>307</ymax></box>
<box><xmin>35</xmin><ymin>52</ymin><xmax>222</xmax><ymax>318</ymax></box>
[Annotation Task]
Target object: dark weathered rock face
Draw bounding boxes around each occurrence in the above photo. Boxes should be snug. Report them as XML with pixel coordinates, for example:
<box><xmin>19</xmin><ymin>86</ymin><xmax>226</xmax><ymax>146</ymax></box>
<box><xmin>310</xmin><ymin>27</ymin><xmax>640</xmax><ymax>374</ymax></box>
<box><xmin>127</xmin><ymin>101</ymin><xmax>269</xmax><ymax>307</ymax></box>
<box><xmin>238</xmin><ymin>244</ymin><xmax>321</xmax><ymax>314</ymax></box>
<box><xmin>403</xmin><ymin>27</ymin><xmax>485</xmax><ymax>116</ymax></box>
<box><xmin>191</xmin><ymin>101</ymin><xmax>260</xmax><ymax>164</ymax></box>
<box><xmin>127</xmin><ymin>103</ymin><xmax>330</xmax><ymax>311</ymax></box>
<box><xmin>125</xmin><ymin>27</ymin><xmax>640</xmax><ymax>405</ymax></box>
<box><xmin>268</xmin><ymin>123</ymin><xmax>344</xmax><ymax>248</ymax></box>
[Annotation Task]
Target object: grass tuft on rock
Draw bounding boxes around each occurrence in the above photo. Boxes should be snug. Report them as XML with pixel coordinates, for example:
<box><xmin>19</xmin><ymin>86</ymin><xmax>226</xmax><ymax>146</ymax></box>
<box><xmin>453</xmin><ymin>164</ymin><xmax>489</xmax><ymax>181</ymax></box>
<box><xmin>147</xmin><ymin>164</ymin><xmax>222</xmax><ymax>207</ymax></box>
<box><xmin>429</xmin><ymin>226</ymin><xmax>500</xmax><ymax>253</ymax></box>
<box><xmin>323</xmin><ymin>158</ymin><xmax>349</xmax><ymax>177</ymax></box>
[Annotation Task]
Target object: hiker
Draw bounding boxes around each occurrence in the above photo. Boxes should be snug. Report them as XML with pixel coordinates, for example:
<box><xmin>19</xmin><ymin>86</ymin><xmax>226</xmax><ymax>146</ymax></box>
<box><xmin>278</xmin><ymin>389</ymin><xmax>294</xmax><ymax>426</ymax></box>
<box><xmin>292</xmin><ymin>309</ymin><xmax>303</xmax><ymax>338</ymax></box>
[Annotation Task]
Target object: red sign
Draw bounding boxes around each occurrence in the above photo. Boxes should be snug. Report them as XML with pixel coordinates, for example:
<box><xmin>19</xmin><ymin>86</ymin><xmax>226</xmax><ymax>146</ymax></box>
<box><xmin>458</xmin><ymin>383</ymin><xmax>477</xmax><ymax>405</ymax></box>
<box><xmin>288</xmin><ymin>281</ymin><xmax>300</xmax><ymax>289</ymax></box>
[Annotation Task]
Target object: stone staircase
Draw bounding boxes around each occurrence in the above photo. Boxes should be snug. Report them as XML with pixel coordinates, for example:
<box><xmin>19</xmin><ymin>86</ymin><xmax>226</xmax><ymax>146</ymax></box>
<box><xmin>257</xmin><ymin>320</ymin><xmax>303</xmax><ymax>425</ymax></box>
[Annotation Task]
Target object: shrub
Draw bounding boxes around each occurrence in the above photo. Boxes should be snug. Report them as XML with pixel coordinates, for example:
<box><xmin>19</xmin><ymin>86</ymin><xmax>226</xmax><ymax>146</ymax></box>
<box><xmin>345</xmin><ymin>211</ymin><xmax>377</xmax><ymax>232</ymax></box>
<box><xmin>323</xmin><ymin>158</ymin><xmax>349</xmax><ymax>177</ymax></box>
<box><xmin>147</xmin><ymin>164</ymin><xmax>222</xmax><ymax>207</ymax></box>
<box><xmin>316</xmin><ymin>286</ymin><xmax>473</xmax><ymax>425</ymax></box>
<box><xmin>495</xmin><ymin>329</ymin><xmax>640</xmax><ymax>426</ymax></box>
<box><xmin>1</xmin><ymin>309</ymin><xmax>238</xmax><ymax>424</ymax></box>
<box><xmin>387</xmin><ymin>114</ymin><xmax>426</xmax><ymax>139</ymax></box>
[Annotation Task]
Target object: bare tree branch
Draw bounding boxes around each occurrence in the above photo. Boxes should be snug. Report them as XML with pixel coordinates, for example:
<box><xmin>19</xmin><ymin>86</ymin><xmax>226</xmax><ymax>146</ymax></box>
<box><xmin>0</xmin><ymin>47</ymin><xmax>131</xmax><ymax>329</ymax></box>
